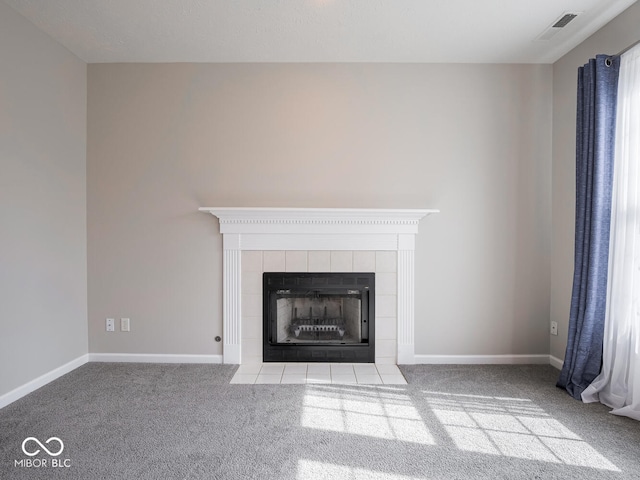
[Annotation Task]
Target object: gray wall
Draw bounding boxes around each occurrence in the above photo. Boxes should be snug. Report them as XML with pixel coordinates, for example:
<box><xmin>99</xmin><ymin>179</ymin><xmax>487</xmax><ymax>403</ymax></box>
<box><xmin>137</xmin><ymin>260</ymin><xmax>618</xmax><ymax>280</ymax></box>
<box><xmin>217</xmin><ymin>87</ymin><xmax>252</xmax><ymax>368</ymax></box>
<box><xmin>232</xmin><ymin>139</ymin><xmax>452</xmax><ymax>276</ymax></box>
<box><xmin>551</xmin><ymin>2</ymin><xmax>640</xmax><ymax>361</ymax></box>
<box><xmin>0</xmin><ymin>2</ymin><xmax>87</xmax><ymax>396</ymax></box>
<box><xmin>1</xmin><ymin>0</ymin><xmax>636</xmax><ymax>397</ymax></box>
<box><xmin>87</xmin><ymin>63</ymin><xmax>552</xmax><ymax>357</ymax></box>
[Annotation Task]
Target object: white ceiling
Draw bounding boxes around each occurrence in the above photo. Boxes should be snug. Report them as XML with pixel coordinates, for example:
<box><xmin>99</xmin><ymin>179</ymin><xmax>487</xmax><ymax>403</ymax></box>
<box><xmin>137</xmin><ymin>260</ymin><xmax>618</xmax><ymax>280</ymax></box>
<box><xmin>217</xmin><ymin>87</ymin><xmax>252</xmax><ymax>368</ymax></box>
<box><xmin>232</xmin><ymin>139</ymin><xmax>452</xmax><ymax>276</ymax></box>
<box><xmin>3</xmin><ymin>0</ymin><xmax>637</xmax><ymax>64</ymax></box>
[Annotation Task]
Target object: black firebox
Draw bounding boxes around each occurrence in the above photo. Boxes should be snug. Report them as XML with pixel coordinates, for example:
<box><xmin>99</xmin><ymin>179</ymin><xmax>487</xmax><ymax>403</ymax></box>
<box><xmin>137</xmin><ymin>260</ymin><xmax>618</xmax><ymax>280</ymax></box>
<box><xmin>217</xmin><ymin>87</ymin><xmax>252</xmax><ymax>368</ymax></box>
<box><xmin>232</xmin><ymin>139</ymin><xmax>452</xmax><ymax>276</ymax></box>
<box><xmin>263</xmin><ymin>272</ymin><xmax>375</xmax><ymax>363</ymax></box>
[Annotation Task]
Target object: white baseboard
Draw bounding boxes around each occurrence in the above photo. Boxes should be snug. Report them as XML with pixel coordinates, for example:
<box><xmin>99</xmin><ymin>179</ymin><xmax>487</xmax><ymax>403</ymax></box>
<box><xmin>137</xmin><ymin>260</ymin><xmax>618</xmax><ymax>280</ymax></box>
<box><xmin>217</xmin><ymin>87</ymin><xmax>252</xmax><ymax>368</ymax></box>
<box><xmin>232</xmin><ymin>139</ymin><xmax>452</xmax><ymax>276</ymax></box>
<box><xmin>0</xmin><ymin>353</ymin><xmax>224</xmax><ymax>410</ymax></box>
<box><xmin>88</xmin><ymin>353</ymin><xmax>223</xmax><ymax>364</ymax></box>
<box><xmin>414</xmin><ymin>354</ymin><xmax>552</xmax><ymax>365</ymax></box>
<box><xmin>0</xmin><ymin>354</ymin><xmax>89</xmax><ymax>410</ymax></box>
<box><xmin>549</xmin><ymin>355</ymin><xmax>564</xmax><ymax>370</ymax></box>
<box><xmin>0</xmin><ymin>351</ymin><xmax>560</xmax><ymax>410</ymax></box>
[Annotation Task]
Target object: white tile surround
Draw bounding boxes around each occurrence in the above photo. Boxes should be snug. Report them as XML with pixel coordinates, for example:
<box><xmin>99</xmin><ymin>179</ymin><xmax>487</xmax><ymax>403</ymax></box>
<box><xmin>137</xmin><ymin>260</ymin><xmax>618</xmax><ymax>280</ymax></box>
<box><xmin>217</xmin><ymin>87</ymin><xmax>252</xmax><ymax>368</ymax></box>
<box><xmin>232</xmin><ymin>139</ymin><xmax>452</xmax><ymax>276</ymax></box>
<box><xmin>242</xmin><ymin>250</ymin><xmax>399</xmax><ymax>365</ymax></box>
<box><xmin>199</xmin><ymin>207</ymin><xmax>438</xmax><ymax>365</ymax></box>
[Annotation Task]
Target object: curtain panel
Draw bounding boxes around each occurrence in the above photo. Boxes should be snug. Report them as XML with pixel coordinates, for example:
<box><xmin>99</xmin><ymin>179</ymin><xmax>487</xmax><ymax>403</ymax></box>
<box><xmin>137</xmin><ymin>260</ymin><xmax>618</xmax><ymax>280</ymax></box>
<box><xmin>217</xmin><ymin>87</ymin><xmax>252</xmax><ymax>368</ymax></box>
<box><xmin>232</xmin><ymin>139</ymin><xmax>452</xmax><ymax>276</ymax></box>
<box><xmin>582</xmin><ymin>45</ymin><xmax>640</xmax><ymax>421</ymax></box>
<box><xmin>557</xmin><ymin>55</ymin><xmax>620</xmax><ymax>400</ymax></box>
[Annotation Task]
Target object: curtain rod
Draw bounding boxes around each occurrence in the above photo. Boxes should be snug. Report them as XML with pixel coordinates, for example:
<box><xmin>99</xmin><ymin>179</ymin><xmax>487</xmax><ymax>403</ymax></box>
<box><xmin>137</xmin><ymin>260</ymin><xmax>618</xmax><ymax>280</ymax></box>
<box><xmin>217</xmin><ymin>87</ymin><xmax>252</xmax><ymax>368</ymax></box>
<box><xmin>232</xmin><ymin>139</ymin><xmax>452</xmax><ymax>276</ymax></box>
<box><xmin>614</xmin><ymin>38</ymin><xmax>640</xmax><ymax>57</ymax></box>
<box><xmin>605</xmin><ymin>39</ymin><xmax>640</xmax><ymax>66</ymax></box>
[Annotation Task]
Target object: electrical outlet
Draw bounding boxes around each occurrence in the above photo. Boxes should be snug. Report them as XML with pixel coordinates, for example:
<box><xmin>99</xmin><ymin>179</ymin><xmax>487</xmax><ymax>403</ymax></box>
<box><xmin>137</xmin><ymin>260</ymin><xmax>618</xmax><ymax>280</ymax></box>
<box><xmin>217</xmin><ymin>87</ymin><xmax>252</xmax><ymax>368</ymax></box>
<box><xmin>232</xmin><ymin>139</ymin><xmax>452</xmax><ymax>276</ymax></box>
<box><xmin>121</xmin><ymin>318</ymin><xmax>130</xmax><ymax>332</ymax></box>
<box><xmin>550</xmin><ymin>321</ymin><xmax>558</xmax><ymax>336</ymax></box>
<box><xmin>106</xmin><ymin>318</ymin><xmax>115</xmax><ymax>332</ymax></box>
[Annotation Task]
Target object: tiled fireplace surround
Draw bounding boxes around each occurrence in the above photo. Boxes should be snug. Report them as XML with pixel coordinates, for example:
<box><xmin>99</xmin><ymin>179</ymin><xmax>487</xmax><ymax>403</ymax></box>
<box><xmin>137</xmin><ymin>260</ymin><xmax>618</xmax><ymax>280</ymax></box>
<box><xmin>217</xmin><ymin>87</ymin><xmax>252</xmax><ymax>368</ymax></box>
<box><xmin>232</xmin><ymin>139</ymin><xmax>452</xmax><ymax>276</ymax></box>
<box><xmin>200</xmin><ymin>208</ymin><xmax>438</xmax><ymax>365</ymax></box>
<box><xmin>243</xmin><ymin>250</ymin><xmax>397</xmax><ymax>364</ymax></box>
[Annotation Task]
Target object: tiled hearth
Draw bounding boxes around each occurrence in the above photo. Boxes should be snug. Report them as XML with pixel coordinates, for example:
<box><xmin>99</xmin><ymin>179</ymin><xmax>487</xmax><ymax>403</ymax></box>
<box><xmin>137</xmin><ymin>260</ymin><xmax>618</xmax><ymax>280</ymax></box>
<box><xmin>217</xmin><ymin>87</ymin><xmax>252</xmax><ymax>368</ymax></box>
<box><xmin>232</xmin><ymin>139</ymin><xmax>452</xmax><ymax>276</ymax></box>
<box><xmin>230</xmin><ymin>363</ymin><xmax>407</xmax><ymax>385</ymax></box>
<box><xmin>199</xmin><ymin>207</ymin><xmax>438</xmax><ymax>365</ymax></box>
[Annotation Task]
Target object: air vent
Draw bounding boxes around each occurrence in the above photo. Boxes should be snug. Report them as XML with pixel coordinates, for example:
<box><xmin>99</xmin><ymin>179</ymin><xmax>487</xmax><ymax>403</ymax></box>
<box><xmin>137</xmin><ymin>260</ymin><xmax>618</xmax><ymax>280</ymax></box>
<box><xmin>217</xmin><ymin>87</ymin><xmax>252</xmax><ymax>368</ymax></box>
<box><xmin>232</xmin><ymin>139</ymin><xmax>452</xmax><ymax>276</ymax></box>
<box><xmin>536</xmin><ymin>11</ymin><xmax>582</xmax><ymax>41</ymax></box>
<box><xmin>552</xmin><ymin>13</ymin><xmax>578</xmax><ymax>28</ymax></box>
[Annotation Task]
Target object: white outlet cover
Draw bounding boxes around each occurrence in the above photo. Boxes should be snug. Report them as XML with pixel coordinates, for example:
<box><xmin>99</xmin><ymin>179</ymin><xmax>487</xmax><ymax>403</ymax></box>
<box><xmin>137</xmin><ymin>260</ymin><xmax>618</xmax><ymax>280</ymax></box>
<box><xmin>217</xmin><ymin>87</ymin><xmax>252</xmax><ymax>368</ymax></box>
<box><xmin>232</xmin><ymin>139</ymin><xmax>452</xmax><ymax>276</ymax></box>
<box><xmin>106</xmin><ymin>318</ymin><xmax>115</xmax><ymax>332</ymax></box>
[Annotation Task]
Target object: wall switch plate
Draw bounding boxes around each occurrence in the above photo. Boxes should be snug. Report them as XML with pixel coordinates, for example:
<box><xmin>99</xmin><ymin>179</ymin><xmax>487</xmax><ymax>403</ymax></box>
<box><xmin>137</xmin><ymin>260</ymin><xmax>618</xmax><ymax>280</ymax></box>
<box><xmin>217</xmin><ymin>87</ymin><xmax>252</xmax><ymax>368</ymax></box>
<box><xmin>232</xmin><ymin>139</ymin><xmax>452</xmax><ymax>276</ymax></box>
<box><xmin>550</xmin><ymin>321</ymin><xmax>558</xmax><ymax>336</ymax></box>
<box><xmin>106</xmin><ymin>318</ymin><xmax>115</xmax><ymax>332</ymax></box>
<box><xmin>121</xmin><ymin>318</ymin><xmax>130</xmax><ymax>332</ymax></box>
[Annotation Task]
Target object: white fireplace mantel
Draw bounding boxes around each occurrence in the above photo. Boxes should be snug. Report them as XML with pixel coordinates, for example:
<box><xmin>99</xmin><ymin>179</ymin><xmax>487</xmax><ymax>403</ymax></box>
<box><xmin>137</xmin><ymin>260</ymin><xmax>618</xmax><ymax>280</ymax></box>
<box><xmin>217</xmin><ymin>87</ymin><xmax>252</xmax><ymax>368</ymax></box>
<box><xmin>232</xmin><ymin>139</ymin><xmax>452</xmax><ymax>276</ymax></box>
<box><xmin>199</xmin><ymin>207</ymin><xmax>438</xmax><ymax>364</ymax></box>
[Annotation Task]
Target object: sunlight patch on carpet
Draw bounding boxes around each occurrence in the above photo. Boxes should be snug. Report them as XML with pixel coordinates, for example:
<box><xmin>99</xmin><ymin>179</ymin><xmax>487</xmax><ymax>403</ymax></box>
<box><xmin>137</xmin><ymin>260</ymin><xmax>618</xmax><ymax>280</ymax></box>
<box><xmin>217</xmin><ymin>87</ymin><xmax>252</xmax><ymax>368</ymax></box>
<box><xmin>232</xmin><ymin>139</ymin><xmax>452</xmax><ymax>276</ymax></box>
<box><xmin>301</xmin><ymin>385</ymin><xmax>434</xmax><ymax>445</ymax></box>
<box><xmin>424</xmin><ymin>391</ymin><xmax>620</xmax><ymax>471</ymax></box>
<box><xmin>296</xmin><ymin>459</ymin><xmax>423</xmax><ymax>480</ymax></box>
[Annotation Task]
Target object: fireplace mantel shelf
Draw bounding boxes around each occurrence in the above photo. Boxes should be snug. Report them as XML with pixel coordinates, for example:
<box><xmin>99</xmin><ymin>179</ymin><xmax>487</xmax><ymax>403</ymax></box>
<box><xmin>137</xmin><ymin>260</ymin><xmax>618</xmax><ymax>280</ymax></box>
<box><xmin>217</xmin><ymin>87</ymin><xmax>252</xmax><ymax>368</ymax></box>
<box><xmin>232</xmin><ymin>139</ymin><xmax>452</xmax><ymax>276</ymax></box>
<box><xmin>200</xmin><ymin>206</ymin><xmax>439</xmax><ymax>365</ymax></box>
<box><xmin>199</xmin><ymin>207</ymin><xmax>439</xmax><ymax>235</ymax></box>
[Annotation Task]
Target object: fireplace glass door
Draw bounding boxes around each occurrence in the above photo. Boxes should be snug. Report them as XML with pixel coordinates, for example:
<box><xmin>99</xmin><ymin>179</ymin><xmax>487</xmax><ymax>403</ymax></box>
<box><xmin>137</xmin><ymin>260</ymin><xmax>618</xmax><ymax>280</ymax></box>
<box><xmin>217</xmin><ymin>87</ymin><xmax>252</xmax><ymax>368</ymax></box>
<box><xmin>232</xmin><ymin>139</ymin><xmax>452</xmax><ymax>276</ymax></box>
<box><xmin>275</xmin><ymin>290</ymin><xmax>365</xmax><ymax>344</ymax></box>
<box><xmin>263</xmin><ymin>272</ymin><xmax>375</xmax><ymax>362</ymax></box>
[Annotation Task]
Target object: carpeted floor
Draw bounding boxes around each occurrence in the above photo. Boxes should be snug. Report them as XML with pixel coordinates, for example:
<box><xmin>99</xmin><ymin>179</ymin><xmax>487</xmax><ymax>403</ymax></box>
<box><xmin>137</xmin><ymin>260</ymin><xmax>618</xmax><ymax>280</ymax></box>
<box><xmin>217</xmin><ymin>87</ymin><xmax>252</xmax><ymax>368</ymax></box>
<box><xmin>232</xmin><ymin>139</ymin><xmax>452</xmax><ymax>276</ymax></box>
<box><xmin>1</xmin><ymin>363</ymin><xmax>639</xmax><ymax>479</ymax></box>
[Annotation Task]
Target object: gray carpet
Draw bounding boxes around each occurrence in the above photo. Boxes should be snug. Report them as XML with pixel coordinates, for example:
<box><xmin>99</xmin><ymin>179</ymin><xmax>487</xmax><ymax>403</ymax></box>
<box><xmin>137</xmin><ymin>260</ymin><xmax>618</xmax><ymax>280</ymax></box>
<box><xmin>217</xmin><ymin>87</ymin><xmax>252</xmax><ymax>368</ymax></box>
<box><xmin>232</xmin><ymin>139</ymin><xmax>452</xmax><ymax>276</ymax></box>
<box><xmin>1</xmin><ymin>364</ymin><xmax>639</xmax><ymax>479</ymax></box>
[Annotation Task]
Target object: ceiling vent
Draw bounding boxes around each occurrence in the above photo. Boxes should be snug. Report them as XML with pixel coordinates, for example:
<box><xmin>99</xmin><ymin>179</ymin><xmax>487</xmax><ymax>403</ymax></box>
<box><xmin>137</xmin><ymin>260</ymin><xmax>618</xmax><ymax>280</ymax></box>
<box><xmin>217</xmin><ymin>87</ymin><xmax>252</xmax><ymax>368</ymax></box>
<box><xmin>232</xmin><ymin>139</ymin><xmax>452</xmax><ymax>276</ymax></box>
<box><xmin>536</xmin><ymin>12</ymin><xmax>582</xmax><ymax>41</ymax></box>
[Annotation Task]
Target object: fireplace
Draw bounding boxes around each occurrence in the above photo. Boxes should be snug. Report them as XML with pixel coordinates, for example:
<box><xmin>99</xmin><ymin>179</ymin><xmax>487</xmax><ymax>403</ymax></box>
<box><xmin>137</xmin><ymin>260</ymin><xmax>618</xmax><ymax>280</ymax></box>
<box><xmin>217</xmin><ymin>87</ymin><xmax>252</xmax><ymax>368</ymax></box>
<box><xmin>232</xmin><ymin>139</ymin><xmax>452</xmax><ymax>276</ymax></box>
<box><xmin>263</xmin><ymin>272</ymin><xmax>375</xmax><ymax>362</ymax></box>
<box><xmin>198</xmin><ymin>207</ymin><xmax>438</xmax><ymax>364</ymax></box>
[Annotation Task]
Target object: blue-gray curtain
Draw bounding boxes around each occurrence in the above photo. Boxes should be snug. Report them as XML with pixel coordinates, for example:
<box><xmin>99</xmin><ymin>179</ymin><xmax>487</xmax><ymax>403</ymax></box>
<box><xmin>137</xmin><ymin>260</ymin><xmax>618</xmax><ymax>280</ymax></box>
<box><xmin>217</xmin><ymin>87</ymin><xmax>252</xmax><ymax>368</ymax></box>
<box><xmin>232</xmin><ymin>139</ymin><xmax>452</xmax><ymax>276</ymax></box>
<box><xmin>557</xmin><ymin>55</ymin><xmax>620</xmax><ymax>400</ymax></box>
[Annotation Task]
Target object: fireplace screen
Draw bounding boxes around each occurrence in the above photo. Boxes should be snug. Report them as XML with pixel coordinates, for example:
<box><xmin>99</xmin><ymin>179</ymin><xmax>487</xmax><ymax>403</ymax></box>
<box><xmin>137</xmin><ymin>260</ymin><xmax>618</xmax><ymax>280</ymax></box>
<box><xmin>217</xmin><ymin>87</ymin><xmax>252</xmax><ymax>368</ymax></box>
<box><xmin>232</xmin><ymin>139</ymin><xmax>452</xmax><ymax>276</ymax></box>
<box><xmin>263</xmin><ymin>272</ymin><xmax>375</xmax><ymax>362</ymax></box>
<box><xmin>275</xmin><ymin>291</ymin><xmax>364</xmax><ymax>344</ymax></box>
